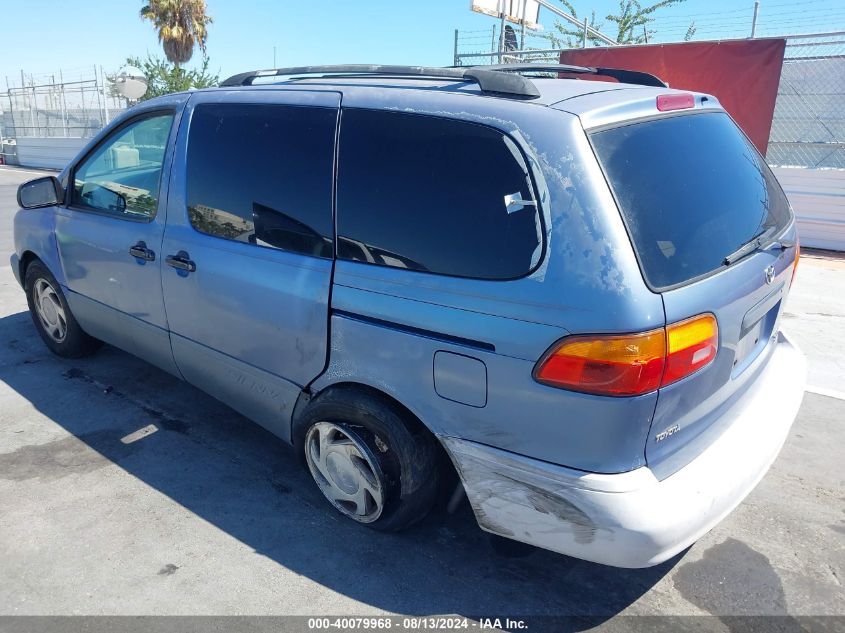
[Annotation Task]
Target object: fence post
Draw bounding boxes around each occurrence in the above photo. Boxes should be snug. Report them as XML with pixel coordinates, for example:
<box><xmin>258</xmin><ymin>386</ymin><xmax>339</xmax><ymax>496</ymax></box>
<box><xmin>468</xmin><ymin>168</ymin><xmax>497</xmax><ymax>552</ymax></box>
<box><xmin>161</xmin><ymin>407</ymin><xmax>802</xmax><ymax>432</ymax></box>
<box><xmin>59</xmin><ymin>70</ymin><xmax>68</xmax><ymax>137</ymax></box>
<box><xmin>94</xmin><ymin>64</ymin><xmax>104</xmax><ymax>133</ymax></box>
<box><xmin>519</xmin><ymin>0</ymin><xmax>527</xmax><ymax>49</ymax></box>
<box><xmin>751</xmin><ymin>0</ymin><xmax>760</xmax><ymax>38</ymax></box>
<box><xmin>498</xmin><ymin>0</ymin><xmax>506</xmax><ymax>63</ymax></box>
<box><xmin>5</xmin><ymin>77</ymin><xmax>13</xmax><ymax>140</ymax></box>
<box><xmin>100</xmin><ymin>66</ymin><xmax>110</xmax><ymax>125</ymax></box>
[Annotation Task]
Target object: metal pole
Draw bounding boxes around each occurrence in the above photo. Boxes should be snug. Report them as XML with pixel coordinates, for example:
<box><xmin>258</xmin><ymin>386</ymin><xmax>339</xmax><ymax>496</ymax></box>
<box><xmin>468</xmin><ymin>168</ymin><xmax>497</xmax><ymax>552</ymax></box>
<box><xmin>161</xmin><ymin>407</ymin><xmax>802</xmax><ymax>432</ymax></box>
<box><xmin>454</xmin><ymin>29</ymin><xmax>459</xmax><ymax>66</ymax></box>
<box><xmin>5</xmin><ymin>76</ymin><xmax>14</xmax><ymax>142</ymax></box>
<box><xmin>491</xmin><ymin>25</ymin><xmax>497</xmax><ymax>54</ymax></box>
<box><xmin>751</xmin><ymin>0</ymin><xmax>760</xmax><ymax>38</ymax></box>
<box><xmin>519</xmin><ymin>0</ymin><xmax>527</xmax><ymax>49</ymax></box>
<box><xmin>23</xmin><ymin>71</ymin><xmax>36</xmax><ymax>137</ymax></box>
<box><xmin>59</xmin><ymin>70</ymin><xmax>68</xmax><ymax>137</ymax></box>
<box><xmin>582</xmin><ymin>17</ymin><xmax>588</xmax><ymax>47</ymax></box>
<box><xmin>533</xmin><ymin>0</ymin><xmax>618</xmax><ymax>46</ymax></box>
<box><xmin>100</xmin><ymin>66</ymin><xmax>110</xmax><ymax>125</ymax></box>
<box><xmin>93</xmin><ymin>64</ymin><xmax>103</xmax><ymax>135</ymax></box>
<box><xmin>498</xmin><ymin>0</ymin><xmax>506</xmax><ymax>64</ymax></box>
<box><xmin>273</xmin><ymin>46</ymin><xmax>277</xmax><ymax>67</ymax></box>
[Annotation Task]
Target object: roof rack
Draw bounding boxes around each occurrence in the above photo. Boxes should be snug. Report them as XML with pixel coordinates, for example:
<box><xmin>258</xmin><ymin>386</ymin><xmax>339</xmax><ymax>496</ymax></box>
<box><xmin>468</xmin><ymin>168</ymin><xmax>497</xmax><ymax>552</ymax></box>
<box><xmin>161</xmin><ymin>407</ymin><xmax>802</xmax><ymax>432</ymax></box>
<box><xmin>220</xmin><ymin>64</ymin><xmax>544</xmax><ymax>98</ymax></box>
<box><xmin>219</xmin><ymin>63</ymin><xmax>667</xmax><ymax>98</ymax></box>
<box><xmin>483</xmin><ymin>64</ymin><xmax>668</xmax><ymax>88</ymax></box>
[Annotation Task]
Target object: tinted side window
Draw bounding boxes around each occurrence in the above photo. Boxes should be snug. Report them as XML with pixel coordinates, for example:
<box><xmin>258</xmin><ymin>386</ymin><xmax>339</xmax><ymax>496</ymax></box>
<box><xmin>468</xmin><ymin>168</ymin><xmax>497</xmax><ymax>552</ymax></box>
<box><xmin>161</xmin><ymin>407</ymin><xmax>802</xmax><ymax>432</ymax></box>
<box><xmin>336</xmin><ymin>109</ymin><xmax>542</xmax><ymax>279</ymax></box>
<box><xmin>72</xmin><ymin>113</ymin><xmax>174</xmax><ymax>220</ymax></box>
<box><xmin>186</xmin><ymin>103</ymin><xmax>336</xmax><ymax>258</ymax></box>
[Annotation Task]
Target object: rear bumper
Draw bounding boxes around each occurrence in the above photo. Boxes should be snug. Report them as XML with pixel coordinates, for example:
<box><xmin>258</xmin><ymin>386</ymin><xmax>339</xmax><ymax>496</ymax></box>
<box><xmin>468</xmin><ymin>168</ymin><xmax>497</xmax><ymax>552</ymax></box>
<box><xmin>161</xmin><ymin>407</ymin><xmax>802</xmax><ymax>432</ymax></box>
<box><xmin>441</xmin><ymin>331</ymin><xmax>806</xmax><ymax>568</ymax></box>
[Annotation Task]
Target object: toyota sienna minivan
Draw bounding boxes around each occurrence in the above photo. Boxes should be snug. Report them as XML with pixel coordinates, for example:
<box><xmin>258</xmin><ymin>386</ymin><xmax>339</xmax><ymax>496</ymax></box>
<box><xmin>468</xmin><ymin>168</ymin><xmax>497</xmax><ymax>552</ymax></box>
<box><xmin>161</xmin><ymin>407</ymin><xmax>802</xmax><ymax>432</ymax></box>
<box><xmin>12</xmin><ymin>64</ymin><xmax>805</xmax><ymax>567</ymax></box>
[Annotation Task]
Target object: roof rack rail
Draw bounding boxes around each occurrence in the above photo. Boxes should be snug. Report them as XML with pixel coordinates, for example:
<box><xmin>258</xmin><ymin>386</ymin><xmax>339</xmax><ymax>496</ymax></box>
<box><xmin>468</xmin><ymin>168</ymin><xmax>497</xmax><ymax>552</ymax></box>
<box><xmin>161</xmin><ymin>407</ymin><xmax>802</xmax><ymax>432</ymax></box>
<box><xmin>219</xmin><ymin>63</ymin><xmax>668</xmax><ymax>97</ymax></box>
<box><xmin>482</xmin><ymin>64</ymin><xmax>668</xmax><ymax>88</ymax></box>
<box><xmin>220</xmin><ymin>64</ymin><xmax>546</xmax><ymax>98</ymax></box>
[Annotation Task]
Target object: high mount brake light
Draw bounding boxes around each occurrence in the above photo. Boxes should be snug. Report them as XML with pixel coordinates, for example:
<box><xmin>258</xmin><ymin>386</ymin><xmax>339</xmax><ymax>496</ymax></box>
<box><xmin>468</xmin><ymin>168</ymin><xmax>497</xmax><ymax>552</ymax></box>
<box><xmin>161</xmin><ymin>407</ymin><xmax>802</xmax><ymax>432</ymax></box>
<box><xmin>534</xmin><ymin>314</ymin><xmax>719</xmax><ymax>397</ymax></box>
<box><xmin>656</xmin><ymin>93</ymin><xmax>695</xmax><ymax>111</ymax></box>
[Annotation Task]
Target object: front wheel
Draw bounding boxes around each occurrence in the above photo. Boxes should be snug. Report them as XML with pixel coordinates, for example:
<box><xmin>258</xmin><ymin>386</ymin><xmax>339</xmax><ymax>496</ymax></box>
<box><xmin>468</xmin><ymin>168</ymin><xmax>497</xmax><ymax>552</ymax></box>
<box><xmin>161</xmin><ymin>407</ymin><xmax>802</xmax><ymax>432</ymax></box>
<box><xmin>297</xmin><ymin>386</ymin><xmax>439</xmax><ymax>532</ymax></box>
<box><xmin>24</xmin><ymin>260</ymin><xmax>101</xmax><ymax>358</ymax></box>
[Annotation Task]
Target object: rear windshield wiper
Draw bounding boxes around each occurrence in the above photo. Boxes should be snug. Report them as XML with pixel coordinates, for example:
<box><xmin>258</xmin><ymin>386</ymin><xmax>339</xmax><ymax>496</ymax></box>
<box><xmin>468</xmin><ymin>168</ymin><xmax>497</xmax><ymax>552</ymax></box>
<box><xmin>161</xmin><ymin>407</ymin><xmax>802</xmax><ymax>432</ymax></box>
<box><xmin>723</xmin><ymin>226</ymin><xmax>785</xmax><ymax>266</ymax></box>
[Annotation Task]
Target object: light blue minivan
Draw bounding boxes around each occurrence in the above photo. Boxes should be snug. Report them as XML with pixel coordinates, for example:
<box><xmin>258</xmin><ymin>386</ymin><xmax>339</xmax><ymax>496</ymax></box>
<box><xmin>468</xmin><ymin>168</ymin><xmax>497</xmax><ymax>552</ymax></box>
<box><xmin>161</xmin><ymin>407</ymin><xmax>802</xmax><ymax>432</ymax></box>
<box><xmin>12</xmin><ymin>65</ymin><xmax>806</xmax><ymax>567</ymax></box>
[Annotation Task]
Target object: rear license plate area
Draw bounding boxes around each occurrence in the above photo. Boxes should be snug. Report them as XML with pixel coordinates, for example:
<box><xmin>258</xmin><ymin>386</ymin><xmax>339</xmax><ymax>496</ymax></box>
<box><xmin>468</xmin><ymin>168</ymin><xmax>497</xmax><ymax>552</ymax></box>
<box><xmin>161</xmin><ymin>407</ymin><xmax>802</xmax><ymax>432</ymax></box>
<box><xmin>733</xmin><ymin>286</ymin><xmax>784</xmax><ymax>376</ymax></box>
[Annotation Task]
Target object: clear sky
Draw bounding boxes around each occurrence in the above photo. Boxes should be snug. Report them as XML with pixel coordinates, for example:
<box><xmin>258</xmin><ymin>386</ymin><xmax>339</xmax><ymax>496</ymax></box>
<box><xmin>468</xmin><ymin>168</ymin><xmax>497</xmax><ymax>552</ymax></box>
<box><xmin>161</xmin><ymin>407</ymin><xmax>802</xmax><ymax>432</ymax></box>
<box><xmin>2</xmin><ymin>0</ymin><xmax>843</xmax><ymax>87</ymax></box>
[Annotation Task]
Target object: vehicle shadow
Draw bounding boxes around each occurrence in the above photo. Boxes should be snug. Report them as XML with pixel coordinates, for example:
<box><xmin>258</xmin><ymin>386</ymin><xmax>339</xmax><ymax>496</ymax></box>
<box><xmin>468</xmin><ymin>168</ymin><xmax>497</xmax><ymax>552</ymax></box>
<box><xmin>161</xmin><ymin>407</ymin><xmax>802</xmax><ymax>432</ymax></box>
<box><xmin>0</xmin><ymin>310</ymin><xmax>679</xmax><ymax>624</ymax></box>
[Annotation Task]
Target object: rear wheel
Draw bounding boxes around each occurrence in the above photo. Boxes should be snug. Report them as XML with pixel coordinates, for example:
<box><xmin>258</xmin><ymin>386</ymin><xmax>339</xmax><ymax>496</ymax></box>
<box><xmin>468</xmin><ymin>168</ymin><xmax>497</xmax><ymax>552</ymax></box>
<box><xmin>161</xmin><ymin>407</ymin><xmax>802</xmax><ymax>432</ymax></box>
<box><xmin>24</xmin><ymin>260</ymin><xmax>101</xmax><ymax>358</ymax></box>
<box><xmin>305</xmin><ymin>421</ymin><xmax>386</xmax><ymax>523</ymax></box>
<box><xmin>296</xmin><ymin>386</ymin><xmax>439</xmax><ymax>532</ymax></box>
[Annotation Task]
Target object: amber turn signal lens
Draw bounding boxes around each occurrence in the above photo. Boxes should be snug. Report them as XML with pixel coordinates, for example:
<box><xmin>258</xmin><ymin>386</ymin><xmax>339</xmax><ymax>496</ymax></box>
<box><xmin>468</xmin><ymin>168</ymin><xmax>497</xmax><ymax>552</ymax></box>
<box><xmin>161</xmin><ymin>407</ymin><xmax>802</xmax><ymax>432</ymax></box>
<box><xmin>663</xmin><ymin>314</ymin><xmax>718</xmax><ymax>386</ymax></box>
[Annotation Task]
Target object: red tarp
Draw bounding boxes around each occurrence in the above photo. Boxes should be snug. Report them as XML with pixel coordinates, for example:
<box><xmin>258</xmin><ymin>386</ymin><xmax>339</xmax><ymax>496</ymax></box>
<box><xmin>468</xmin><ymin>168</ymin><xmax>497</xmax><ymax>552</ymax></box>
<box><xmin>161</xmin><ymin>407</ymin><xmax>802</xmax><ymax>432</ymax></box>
<box><xmin>560</xmin><ymin>39</ymin><xmax>786</xmax><ymax>155</ymax></box>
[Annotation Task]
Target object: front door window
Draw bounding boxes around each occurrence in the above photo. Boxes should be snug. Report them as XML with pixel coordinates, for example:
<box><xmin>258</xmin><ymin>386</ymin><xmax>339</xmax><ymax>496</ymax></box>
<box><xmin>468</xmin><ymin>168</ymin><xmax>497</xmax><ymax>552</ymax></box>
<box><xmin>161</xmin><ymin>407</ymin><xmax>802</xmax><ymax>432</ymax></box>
<box><xmin>71</xmin><ymin>113</ymin><xmax>174</xmax><ymax>220</ymax></box>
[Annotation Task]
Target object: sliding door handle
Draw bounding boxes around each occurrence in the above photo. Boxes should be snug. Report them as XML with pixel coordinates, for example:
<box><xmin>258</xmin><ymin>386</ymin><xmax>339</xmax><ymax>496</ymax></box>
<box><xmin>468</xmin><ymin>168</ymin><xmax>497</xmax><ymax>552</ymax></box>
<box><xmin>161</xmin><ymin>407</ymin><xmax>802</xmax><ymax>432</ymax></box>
<box><xmin>165</xmin><ymin>251</ymin><xmax>196</xmax><ymax>273</ymax></box>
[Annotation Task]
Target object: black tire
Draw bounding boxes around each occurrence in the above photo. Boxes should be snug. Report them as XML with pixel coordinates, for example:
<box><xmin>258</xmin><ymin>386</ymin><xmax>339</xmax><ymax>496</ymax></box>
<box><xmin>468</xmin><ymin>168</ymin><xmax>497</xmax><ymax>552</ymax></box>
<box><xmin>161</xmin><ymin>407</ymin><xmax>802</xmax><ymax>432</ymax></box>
<box><xmin>294</xmin><ymin>385</ymin><xmax>439</xmax><ymax>532</ymax></box>
<box><xmin>24</xmin><ymin>260</ymin><xmax>101</xmax><ymax>358</ymax></box>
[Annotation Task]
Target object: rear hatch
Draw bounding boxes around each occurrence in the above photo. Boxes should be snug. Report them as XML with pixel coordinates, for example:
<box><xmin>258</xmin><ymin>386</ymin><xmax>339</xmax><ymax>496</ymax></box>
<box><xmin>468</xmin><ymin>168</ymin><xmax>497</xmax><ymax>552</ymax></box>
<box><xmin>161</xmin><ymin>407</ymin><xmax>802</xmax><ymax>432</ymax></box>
<box><xmin>589</xmin><ymin>109</ymin><xmax>798</xmax><ymax>478</ymax></box>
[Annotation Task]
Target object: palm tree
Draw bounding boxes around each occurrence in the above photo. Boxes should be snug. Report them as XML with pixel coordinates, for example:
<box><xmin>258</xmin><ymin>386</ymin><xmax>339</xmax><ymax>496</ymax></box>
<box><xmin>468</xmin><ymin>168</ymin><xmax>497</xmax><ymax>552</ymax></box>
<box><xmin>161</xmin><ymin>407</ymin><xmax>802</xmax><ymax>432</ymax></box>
<box><xmin>140</xmin><ymin>0</ymin><xmax>213</xmax><ymax>67</ymax></box>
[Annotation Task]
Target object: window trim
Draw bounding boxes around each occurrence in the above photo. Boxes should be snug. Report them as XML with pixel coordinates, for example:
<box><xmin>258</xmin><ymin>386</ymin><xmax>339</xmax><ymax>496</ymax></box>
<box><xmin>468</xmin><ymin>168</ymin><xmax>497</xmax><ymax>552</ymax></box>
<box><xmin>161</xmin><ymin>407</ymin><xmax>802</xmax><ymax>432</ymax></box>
<box><xmin>183</xmin><ymin>101</ymin><xmax>339</xmax><ymax>260</ymax></box>
<box><xmin>586</xmin><ymin>110</ymin><xmax>795</xmax><ymax>293</ymax></box>
<box><xmin>335</xmin><ymin>107</ymin><xmax>548</xmax><ymax>282</ymax></box>
<box><xmin>66</xmin><ymin>108</ymin><xmax>177</xmax><ymax>223</ymax></box>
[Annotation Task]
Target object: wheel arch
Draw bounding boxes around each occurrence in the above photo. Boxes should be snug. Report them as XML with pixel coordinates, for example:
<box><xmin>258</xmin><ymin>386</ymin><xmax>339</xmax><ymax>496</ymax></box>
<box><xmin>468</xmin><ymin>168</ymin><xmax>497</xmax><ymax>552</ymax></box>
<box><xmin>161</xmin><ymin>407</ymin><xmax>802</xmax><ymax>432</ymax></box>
<box><xmin>19</xmin><ymin>250</ymin><xmax>41</xmax><ymax>287</ymax></box>
<box><xmin>14</xmin><ymin>202</ymin><xmax>67</xmax><ymax>289</ymax></box>
<box><xmin>292</xmin><ymin>380</ymin><xmax>434</xmax><ymax>450</ymax></box>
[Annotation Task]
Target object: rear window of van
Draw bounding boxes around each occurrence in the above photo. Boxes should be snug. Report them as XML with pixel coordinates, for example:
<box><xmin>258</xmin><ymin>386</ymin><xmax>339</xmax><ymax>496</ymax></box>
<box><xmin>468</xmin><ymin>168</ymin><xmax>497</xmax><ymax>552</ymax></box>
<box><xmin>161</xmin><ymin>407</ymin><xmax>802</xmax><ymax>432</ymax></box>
<box><xmin>591</xmin><ymin>112</ymin><xmax>792</xmax><ymax>290</ymax></box>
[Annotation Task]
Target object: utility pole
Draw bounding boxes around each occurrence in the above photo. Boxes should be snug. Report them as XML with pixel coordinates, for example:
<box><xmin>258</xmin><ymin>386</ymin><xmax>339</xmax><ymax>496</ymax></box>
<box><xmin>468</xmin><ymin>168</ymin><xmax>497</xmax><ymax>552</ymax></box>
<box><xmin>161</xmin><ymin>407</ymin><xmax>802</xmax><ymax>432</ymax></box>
<box><xmin>453</xmin><ymin>29</ymin><xmax>459</xmax><ymax>66</ymax></box>
<box><xmin>273</xmin><ymin>46</ymin><xmax>277</xmax><ymax>67</ymax></box>
<box><xmin>751</xmin><ymin>0</ymin><xmax>760</xmax><ymax>38</ymax></box>
<box><xmin>582</xmin><ymin>17</ymin><xmax>588</xmax><ymax>48</ymax></box>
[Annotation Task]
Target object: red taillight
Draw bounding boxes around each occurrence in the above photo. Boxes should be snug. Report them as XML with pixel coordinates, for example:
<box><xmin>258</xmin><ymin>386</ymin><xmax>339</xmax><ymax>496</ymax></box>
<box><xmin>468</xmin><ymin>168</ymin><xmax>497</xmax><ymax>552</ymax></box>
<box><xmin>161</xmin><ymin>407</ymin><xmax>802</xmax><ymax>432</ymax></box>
<box><xmin>656</xmin><ymin>93</ymin><xmax>695</xmax><ymax>111</ymax></box>
<box><xmin>534</xmin><ymin>329</ymin><xmax>665</xmax><ymax>396</ymax></box>
<box><xmin>534</xmin><ymin>314</ymin><xmax>718</xmax><ymax>397</ymax></box>
<box><xmin>791</xmin><ymin>237</ymin><xmax>800</xmax><ymax>287</ymax></box>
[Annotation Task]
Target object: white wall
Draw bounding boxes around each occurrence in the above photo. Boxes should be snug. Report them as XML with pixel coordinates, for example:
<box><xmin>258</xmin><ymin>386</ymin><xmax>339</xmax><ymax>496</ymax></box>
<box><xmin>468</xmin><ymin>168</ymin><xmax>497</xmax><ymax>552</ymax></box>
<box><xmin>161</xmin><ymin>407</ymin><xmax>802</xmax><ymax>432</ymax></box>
<box><xmin>15</xmin><ymin>137</ymin><xmax>88</xmax><ymax>170</ymax></box>
<box><xmin>773</xmin><ymin>167</ymin><xmax>845</xmax><ymax>252</ymax></box>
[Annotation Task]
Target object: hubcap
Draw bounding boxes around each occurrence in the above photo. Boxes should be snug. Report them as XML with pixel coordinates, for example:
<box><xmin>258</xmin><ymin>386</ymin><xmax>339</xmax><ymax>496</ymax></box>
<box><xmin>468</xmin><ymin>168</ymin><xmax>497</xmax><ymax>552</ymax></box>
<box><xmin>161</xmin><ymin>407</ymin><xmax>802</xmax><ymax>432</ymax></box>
<box><xmin>305</xmin><ymin>422</ymin><xmax>385</xmax><ymax>523</ymax></box>
<box><xmin>32</xmin><ymin>278</ymin><xmax>67</xmax><ymax>343</ymax></box>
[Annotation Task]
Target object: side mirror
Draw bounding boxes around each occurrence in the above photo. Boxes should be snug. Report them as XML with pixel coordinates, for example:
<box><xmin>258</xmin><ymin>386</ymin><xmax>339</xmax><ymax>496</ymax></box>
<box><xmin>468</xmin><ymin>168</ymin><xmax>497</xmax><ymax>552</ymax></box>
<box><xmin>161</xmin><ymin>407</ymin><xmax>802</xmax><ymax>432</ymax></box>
<box><xmin>17</xmin><ymin>176</ymin><xmax>64</xmax><ymax>209</ymax></box>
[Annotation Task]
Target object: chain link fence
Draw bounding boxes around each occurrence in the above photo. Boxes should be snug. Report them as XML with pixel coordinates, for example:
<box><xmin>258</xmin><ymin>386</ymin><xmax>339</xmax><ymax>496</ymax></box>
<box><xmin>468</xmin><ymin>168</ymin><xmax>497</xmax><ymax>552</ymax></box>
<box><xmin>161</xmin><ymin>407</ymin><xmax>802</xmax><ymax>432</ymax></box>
<box><xmin>0</xmin><ymin>66</ymin><xmax>129</xmax><ymax>165</ymax></box>
<box><xmin>2</xmin><ymin>66</ymin><xmax>127</xmax><ymax>138</ymax></box>
<box><xmin>768</xmin><ymin>33</ymin><xmax>845</xmax><ymax>168</ymax></box>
